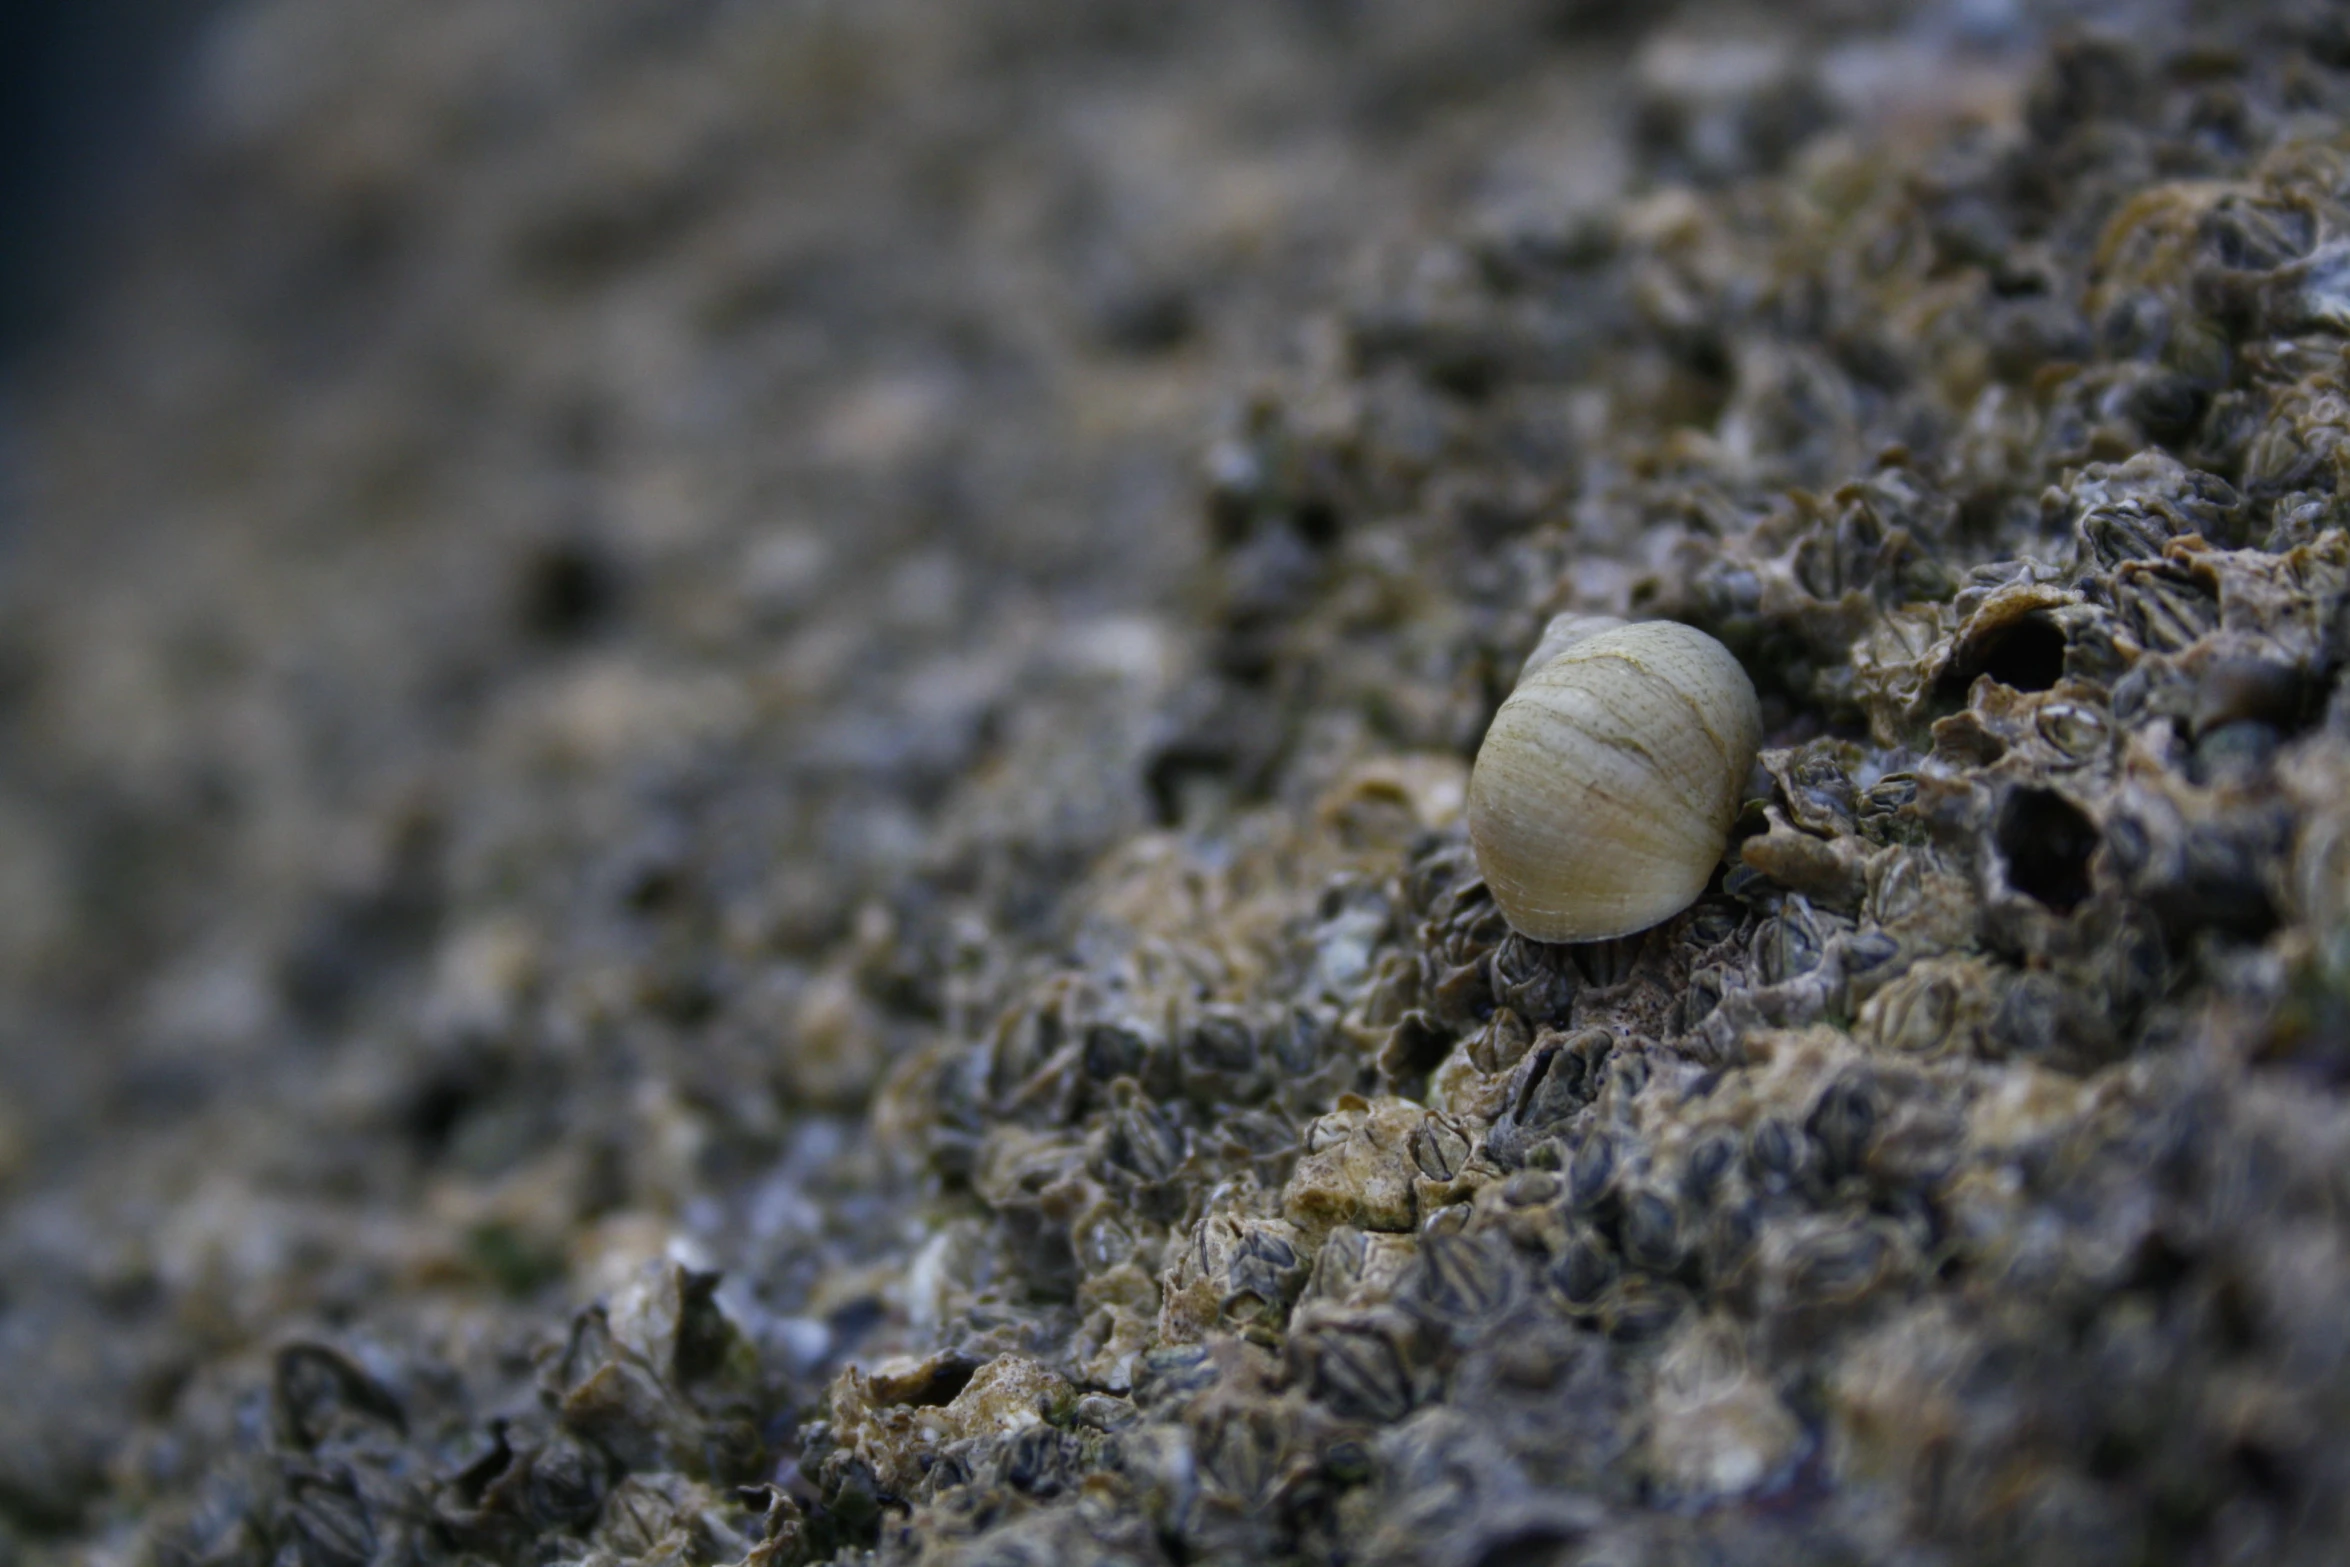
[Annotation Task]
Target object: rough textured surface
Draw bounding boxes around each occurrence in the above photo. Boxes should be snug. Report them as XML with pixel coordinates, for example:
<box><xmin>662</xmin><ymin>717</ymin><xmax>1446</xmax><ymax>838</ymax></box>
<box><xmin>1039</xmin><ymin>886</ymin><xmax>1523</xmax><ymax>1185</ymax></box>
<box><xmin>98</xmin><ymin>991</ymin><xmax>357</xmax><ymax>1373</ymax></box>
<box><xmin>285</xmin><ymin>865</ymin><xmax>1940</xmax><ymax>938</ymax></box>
<box><xmin>9</xmin><ymin>2</ymin><xmax>2350</xmax><ymax>1565</ymax></box>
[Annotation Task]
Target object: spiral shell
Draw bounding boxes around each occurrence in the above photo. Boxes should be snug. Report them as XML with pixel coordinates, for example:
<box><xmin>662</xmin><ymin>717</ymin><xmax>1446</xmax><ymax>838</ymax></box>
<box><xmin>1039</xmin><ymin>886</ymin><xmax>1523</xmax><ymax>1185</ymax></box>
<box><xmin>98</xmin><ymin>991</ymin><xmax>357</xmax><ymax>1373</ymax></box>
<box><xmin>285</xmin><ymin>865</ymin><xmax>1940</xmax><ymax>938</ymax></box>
<box><xmin>1468</xmin><ymin>615</ymin><xmax>1762</xmax><ymax>943</ymax></box>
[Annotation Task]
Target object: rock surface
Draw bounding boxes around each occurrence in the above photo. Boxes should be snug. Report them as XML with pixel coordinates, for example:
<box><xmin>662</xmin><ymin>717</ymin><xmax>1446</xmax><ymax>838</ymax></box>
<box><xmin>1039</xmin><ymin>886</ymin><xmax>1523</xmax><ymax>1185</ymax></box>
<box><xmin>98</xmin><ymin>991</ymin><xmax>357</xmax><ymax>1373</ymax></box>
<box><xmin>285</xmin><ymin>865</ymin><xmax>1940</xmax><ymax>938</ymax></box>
<box><xmin>8</xmin><ymin>2</ymin><xmax>2350</xmax><ymax>1564</ymax></box>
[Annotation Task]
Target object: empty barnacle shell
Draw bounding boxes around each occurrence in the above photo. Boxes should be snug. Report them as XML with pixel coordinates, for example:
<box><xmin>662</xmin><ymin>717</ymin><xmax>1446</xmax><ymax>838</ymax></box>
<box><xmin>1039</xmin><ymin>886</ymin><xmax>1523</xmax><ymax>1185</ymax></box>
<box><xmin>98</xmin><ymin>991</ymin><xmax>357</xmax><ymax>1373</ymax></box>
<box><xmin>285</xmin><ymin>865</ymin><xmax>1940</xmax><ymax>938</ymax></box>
<box><xmin>1468</xmin><ymin>614</ymin><xmax>1764</xmax><ymax>943</ymax></box>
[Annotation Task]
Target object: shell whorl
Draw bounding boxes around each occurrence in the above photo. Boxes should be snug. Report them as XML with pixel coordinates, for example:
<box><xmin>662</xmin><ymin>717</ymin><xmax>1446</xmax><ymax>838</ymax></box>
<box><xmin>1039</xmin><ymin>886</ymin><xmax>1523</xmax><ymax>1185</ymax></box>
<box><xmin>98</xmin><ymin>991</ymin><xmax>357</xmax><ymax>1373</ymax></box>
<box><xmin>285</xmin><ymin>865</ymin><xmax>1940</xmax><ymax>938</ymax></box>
<box><xmin>1468</xmin><ymin>616</ymin><xmax>1762</xmax><ymax>944</ymax></box>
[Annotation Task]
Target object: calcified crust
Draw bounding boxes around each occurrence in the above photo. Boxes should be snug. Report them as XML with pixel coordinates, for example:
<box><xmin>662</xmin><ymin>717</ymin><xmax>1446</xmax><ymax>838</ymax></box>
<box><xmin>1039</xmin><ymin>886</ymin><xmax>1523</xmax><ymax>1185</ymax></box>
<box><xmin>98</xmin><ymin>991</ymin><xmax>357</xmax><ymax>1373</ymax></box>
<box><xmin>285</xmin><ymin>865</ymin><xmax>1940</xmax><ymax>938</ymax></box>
<box><xmin>1469</xmin><ymin>619</ymin><xmax>1762</xmax><ymax>942</ymax></box>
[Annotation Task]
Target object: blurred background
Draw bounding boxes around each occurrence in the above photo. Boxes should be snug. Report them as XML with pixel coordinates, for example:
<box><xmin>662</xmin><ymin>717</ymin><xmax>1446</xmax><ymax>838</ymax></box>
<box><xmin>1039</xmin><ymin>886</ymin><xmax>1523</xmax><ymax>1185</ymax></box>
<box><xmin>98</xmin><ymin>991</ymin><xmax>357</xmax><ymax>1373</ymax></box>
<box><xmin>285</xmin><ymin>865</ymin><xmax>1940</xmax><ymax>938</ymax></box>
<box><xmin>0</xmin><ymin>0</ymin><xmax>222</xmax><ymax>362</ymax></box>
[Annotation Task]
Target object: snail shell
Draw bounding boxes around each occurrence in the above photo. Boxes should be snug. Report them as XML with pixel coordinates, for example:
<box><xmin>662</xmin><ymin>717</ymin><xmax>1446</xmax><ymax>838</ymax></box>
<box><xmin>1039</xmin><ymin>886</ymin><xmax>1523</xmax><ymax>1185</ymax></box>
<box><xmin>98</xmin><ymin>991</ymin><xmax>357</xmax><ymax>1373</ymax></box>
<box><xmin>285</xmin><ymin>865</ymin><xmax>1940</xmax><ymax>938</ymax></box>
<box><xmin>1468</xmin><ymin>615</ymin><xmax>1762</xmax><ymax>943</ymax></box>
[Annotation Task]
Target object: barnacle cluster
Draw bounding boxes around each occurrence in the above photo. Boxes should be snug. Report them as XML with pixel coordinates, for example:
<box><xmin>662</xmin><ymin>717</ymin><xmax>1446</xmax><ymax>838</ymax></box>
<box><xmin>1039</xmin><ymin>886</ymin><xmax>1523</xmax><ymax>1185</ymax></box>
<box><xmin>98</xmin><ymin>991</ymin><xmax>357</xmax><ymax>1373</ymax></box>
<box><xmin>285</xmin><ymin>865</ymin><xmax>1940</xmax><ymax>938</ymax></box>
<box><xmin>777</xmin><ymin>17</ymin><xmax>2350</xmax><ymax>1566</ymax></box>
<box><xmin>13</xmin><ymin>4</ymin><xmax>2350</xmax><ymax>1567</ymax></box>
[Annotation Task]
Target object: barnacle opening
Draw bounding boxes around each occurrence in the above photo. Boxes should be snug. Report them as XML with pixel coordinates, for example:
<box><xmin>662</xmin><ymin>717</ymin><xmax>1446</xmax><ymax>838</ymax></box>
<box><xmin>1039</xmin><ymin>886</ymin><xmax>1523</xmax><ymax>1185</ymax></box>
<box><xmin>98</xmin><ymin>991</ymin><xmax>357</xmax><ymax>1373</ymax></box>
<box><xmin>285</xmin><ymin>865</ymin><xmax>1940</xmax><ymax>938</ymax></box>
<box><xmin>1378</xmin><ymin>1011</ymin><xmax>1455</xmax><ymax>1100</ymax></box>
<box><xmin>515</xmin><ymin>536</ymin><xmax>622</xmax><ymax>643</ymax></box>
<box><xmin>1995</xmin><ymin>785</ymin><xmax>2100</xmax><ymax>913</ymax></box>
<box><xmin>1933</xmin><ymin>612</ymin><xmax>2069</xmax><ymax>707</ymax></box>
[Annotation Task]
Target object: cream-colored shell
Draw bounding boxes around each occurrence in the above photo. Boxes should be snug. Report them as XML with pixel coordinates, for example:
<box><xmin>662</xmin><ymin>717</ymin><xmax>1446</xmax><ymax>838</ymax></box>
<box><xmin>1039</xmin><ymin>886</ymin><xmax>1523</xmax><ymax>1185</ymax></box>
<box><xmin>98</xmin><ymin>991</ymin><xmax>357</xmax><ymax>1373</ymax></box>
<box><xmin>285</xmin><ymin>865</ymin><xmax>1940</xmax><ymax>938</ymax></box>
<box><xmin>1468</xmin><ymin>616</ymin><xmax>1761</xmax><ymax>943</ymax></box>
